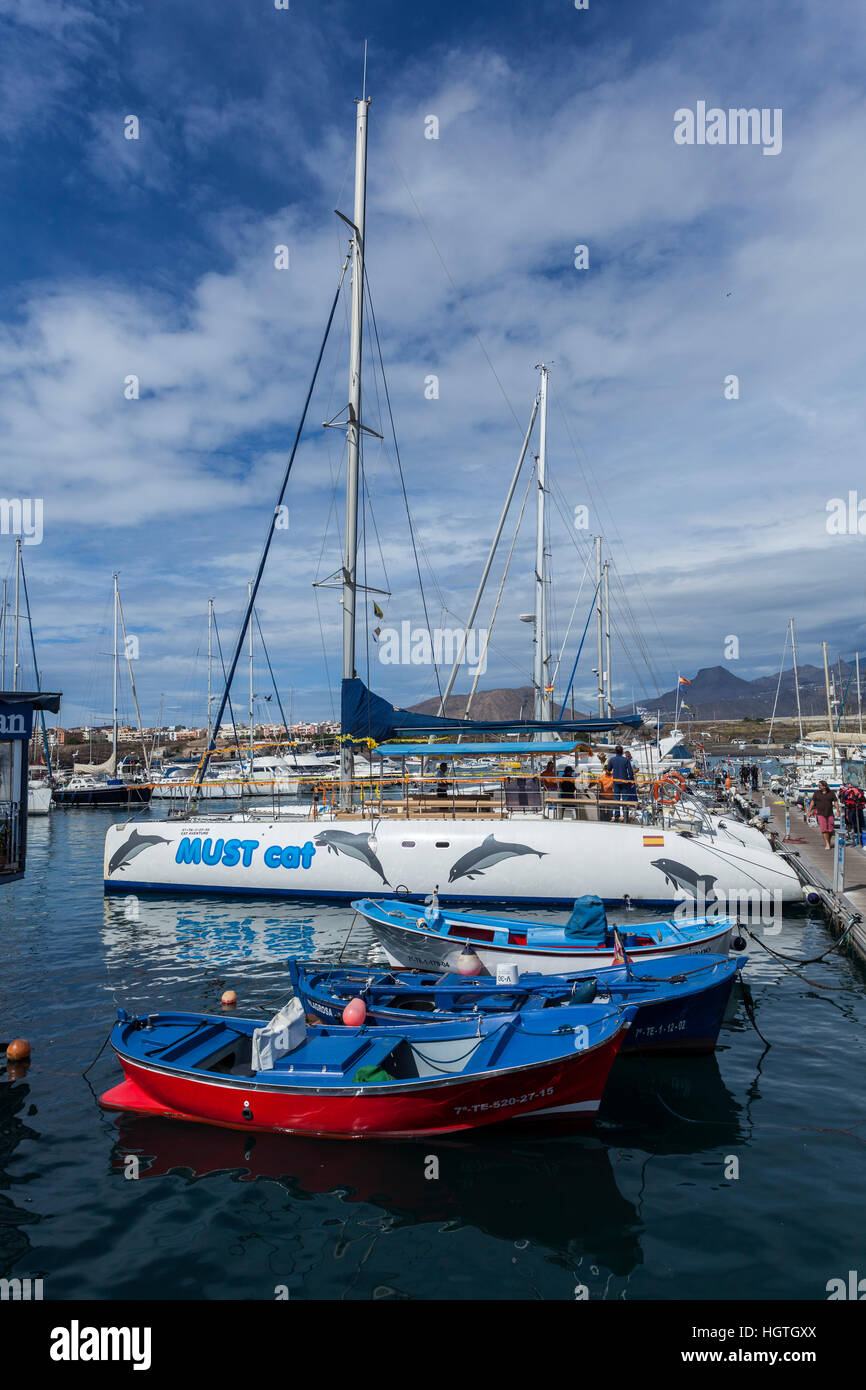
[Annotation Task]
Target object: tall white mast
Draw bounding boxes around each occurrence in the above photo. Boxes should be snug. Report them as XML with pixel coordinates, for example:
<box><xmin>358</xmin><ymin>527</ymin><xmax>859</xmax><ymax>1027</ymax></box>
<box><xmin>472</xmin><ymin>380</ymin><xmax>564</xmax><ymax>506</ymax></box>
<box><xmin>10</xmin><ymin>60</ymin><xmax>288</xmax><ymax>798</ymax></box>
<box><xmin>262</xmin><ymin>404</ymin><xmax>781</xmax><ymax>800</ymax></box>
<box><xmin>206</xmin><ymin>598</ymin><xmax>214</xmax><ymax>743</ymax></box>
<box><xmin>533</xmin><ymin>364</ymin><xmax>550</xmax><ymax>722</ymax></box>
<box><xmin>790</xmin><ymin>617</ymin><xmax>804</xmax><ymax>742</ymax></box>
<box><xmin>823</xmin><ymin>640</ymin><xmax>837</xmax><ymax>774</ymax></box>
<box><xmin>13</xmin><ymin>539</ymin><xmax>21</xmax><ymax>692</ymax></box>
<box><xmin>339</xmin><ymin>92</ymin><xmax>370</xmax><ymax>805</ymax></box>
<box><xmin>595</xmin><ymin>536</ymin><xmax>604</xmax><ymax>717</ymax></box>
<box><xmin>112</xmin><ymin>572</ymin><xmax>118</xmax><ymax>770</ymax></box>
<box><xmin>857</xmin><ymin>651</ymin><xmax>863</xmax><ymax>739</ymax></box>
<box><xmin>1</xmin><ymin>577</ymin><xmax>6</xmax><ymax>688</ymax></box>
<box><xmin>248</xmin><ymin>580</ymin><xmax>254</xmax><ymax>767</ymax></box>
<box><xmin>603</xmin><ymin>559</ymin><xmax>611</xmax><ymax>714</ymax></box>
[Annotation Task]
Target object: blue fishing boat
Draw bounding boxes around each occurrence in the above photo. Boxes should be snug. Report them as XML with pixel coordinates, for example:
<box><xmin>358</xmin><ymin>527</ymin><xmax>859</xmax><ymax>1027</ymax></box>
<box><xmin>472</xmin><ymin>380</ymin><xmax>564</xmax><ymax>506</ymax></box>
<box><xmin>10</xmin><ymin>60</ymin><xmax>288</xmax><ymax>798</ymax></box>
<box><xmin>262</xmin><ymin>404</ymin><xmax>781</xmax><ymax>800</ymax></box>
<box><xmin>353</xmin><ymin>893</ymin><xmax>738</xmax><ymax>975</ymax></box>
<box><xmin>290</xmin><ymin>954</ymin><xmax>743</xmax><ymax>1055</ymax></box>
<box><xmin>99</xmin><ymin>997</ymin><xmax>636</xmax><ymax>1138</ymax></box>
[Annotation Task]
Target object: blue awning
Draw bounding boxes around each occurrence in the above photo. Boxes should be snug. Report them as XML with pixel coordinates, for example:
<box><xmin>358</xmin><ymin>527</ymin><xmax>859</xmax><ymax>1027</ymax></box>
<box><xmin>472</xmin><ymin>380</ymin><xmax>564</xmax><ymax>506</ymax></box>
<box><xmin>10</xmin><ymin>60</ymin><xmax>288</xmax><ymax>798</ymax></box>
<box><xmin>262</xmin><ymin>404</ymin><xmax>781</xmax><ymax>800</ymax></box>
<box><xmin>374</xmin><ymin>741</ymin><xmax>587</xmax><ymax>758</ymax></box>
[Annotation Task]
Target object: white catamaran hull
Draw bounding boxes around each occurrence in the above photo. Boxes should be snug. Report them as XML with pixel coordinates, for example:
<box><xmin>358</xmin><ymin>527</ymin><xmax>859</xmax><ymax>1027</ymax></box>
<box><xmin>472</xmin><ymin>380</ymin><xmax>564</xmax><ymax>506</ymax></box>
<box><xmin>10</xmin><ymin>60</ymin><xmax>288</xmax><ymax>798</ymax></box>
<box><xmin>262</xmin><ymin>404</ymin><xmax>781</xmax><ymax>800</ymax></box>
<box><xmin>103</xmin><ymin>814</ymin><xmax>803</xmax><ymax>909</ymax></box>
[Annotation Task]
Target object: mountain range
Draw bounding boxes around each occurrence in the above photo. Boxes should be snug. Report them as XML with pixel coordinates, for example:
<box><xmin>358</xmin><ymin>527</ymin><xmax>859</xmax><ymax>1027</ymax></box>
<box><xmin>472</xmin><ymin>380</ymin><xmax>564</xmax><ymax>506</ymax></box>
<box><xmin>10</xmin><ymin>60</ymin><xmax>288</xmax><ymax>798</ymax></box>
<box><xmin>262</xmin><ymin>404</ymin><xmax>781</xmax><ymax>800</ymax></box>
<box><xmin>409</xmin><ymin>663</ymin><xmax>859</xmax><ymax>723</ymax></box>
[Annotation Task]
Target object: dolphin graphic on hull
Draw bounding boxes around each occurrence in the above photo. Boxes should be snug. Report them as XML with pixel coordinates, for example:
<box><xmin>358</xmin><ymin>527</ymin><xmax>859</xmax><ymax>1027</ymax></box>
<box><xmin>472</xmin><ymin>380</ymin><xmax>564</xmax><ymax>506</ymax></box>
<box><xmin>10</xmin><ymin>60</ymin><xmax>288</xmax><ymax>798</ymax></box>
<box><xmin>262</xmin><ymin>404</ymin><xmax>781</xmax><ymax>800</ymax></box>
<box><xmin>108</xmin><ymin>828</ymin><xmax>173</xmax><ymax>875</ymax></box>
<box><xmin>313</xmin><ymin>830</ymin><xmax>390</xmax><ymax>885</ymax></box>
<box><xmin>650</xmin><ymin>858</ymin><xmax>718</xmax><ymax>901</ymax></box>
<box><xmin>448</xmin><ymin>834</ymin><xmax>546</xmax><ymax>884</ymax></box>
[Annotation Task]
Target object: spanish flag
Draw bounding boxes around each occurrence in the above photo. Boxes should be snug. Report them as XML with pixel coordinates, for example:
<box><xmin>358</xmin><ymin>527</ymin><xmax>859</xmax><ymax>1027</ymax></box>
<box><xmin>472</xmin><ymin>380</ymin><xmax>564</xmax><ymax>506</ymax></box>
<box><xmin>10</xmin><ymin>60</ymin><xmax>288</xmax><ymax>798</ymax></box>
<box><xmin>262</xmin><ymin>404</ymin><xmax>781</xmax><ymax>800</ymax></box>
<box><xmin>612</xmin><ymin>928</ymin><xmax>634</xmax><ymax>977</ymax></box>
<box><xmin>678</xmin><ymin>675</ymin><xmax>691</xmax><ymax>685</ymax></box>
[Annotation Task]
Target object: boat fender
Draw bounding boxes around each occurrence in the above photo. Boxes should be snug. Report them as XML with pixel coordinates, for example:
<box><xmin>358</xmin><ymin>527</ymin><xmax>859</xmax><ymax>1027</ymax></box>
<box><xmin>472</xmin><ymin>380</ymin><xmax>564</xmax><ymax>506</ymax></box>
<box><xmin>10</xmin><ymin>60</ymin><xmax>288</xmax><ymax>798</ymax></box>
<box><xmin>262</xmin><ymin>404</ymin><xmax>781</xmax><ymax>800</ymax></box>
<box><xmin>457</xmin><ymin>945</ymin><xmax>483</xmax><ymax>977</ymax></box>
<box><xmin>801</xmin><ymin>886</ymin><xmax>821</xmax><ymax>905</ymax></box>
<box><xmin>6</xmin><ymin>1038</ymin><xmax>30</xmax><ymax>1062</ymax></box>
<box><xmin>342</xmin><ymin>997</ymin><xmax>367</xmax><ymax>1027</ymax></box>
<box><xmin>496</xmin><ymin>962</ymin><xmax>519</xmax><ymax>987</ymax></box>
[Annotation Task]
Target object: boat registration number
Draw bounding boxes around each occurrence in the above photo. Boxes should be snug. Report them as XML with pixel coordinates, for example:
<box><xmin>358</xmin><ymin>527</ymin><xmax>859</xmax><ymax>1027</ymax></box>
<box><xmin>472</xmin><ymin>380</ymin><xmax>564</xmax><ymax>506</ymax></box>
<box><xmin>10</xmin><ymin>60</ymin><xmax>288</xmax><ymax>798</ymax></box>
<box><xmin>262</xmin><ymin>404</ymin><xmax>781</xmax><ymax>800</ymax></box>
<box><xmin>454</xmin><ymin>1086</ymin><xmax>555</xmax><ymax>1116</ymax></box>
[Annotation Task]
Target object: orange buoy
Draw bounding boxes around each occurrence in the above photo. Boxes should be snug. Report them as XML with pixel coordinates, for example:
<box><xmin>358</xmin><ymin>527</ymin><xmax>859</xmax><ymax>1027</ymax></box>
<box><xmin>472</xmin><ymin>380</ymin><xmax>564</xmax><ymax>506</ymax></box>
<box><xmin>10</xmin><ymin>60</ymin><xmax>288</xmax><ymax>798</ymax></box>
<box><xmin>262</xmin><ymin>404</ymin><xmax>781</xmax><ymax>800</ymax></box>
<box><xmin>221</xmin><ymin>990</ymin><xmax>237</xmax><ymax>1008</ymax></box>
<box><xmin>342</xmin><ymin>997</ymin><xmax>367</xmax><ymax>1026</ymax></box>
<box><xmin>652</xmin><ymin>778</ymin><xmax>682</xmax><ymax>805</ymax></box>
<box><xmin>6</xmin><ymin>1038</ymin><xmax>31</xmax><ymax>1062</ymax></box>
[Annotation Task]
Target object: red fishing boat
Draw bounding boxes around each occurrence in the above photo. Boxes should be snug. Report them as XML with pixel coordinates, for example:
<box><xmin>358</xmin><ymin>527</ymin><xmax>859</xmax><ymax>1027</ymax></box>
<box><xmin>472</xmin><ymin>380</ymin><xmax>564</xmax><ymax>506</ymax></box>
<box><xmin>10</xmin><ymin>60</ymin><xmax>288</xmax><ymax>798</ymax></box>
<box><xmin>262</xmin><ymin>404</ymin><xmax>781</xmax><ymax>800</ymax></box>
<box><xmin>99</xmin><ymin>998</ymin><xmax>635</xmax><ymax>1139</ymax></box>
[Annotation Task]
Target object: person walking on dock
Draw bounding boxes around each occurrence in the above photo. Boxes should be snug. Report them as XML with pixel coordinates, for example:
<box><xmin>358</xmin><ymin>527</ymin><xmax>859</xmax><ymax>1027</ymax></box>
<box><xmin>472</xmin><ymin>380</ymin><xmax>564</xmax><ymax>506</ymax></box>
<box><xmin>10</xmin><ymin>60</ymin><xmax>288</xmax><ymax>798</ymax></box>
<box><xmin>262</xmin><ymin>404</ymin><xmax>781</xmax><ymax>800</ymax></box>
<box><xmin>808</xmin><ymin>780</ymin><xmax>839</xmax><ymax>851</ymax></box>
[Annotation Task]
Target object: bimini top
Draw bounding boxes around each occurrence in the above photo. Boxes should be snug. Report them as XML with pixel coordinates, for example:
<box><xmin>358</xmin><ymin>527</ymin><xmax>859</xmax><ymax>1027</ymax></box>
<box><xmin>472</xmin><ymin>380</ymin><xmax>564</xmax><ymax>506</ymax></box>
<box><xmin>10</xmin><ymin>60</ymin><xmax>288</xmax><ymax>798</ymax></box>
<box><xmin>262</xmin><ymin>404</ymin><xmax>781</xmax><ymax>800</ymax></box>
<box><xmin>374</xmin><ymin>741</ymin><xmax>587</xmax><ymax>758</ymax></box>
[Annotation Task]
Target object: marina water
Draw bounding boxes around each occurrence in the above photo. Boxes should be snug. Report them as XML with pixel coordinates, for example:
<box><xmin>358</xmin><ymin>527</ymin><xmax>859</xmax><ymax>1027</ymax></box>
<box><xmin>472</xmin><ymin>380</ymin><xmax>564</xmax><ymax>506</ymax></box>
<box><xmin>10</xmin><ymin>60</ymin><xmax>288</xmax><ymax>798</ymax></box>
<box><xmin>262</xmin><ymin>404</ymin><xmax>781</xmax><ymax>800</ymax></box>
<box><xmin>2</xmin><ymin>807</ymin><xmax>864</xmax><ymax>1301</ymax></box>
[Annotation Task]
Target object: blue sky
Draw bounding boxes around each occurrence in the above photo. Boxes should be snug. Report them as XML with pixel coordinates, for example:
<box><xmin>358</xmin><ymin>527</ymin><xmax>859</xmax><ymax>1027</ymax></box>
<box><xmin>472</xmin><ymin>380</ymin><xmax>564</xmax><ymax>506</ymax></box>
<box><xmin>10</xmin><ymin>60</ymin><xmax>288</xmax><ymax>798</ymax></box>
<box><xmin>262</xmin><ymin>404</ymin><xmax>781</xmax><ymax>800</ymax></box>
<box><xmin>2</xmin><ymin>0</ymin><xmax>866</xmax><ymax>727</ymax></box>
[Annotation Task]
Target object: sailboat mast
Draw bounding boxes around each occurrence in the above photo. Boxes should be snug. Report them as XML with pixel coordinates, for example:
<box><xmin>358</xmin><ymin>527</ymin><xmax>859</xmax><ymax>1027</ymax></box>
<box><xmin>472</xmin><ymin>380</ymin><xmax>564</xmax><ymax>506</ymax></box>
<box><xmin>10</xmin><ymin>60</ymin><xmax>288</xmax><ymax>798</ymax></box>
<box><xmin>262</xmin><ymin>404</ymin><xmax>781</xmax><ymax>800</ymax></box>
<box><xmin>206</xmin><ymin>598</ymin><xmax>214</xmax><ymax>744</ymax></box>
<box><xmin>339</xmin><ymin>93</ymin><xmax>370</xmax><ymax>803</ymax></box>
<box><xmin>13</xmin><ymin>538</ymin><xmax>21</xmax><ymax>692</ymax></box>
<box><xmin>857</xmin><ymin>652</ymin><xmax>862</xmax><ymax>739</ymax></box>
<box><xmin>790</xmin><ymin>617</ymin><xmax>804</xmax><ymax>742</ymax></box>
<box><xmin>595</xmin><ymin>537</ymin><xmax>604</xmax><ymax>717</ymax></box>
<box><xmin>823</xmin><ymin>640</ymin><xmax>837</xmax><ymax>774</ymax></box>
<box><xmin>533</xmin><ymin>365</ymin><xmax>549</xmax><ymax>722</ymax></box>
<box><xmin>1</xmin><ymin>577</ymin><xmax>6</xmax><ymax>688</ymax></box>
<box><xmin>112</xmin><ymin>572</ymin><xmax>118</xmax><ymax>770</ymax></box>
<box><xmin>603</xmin><ymin>559</ymin><xmax>611</xmax><ymax>714</ymax></box>
<box><xmin>248</xmin><ymin>581</ymin><xmax>254</xmax><ymax>767</ymax></box>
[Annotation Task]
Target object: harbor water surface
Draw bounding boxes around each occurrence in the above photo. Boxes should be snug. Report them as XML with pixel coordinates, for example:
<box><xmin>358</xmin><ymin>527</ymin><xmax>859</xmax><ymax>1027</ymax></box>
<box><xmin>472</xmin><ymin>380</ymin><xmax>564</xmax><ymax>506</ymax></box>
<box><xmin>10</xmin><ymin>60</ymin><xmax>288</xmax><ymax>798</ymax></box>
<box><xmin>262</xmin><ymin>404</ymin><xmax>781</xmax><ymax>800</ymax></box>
<box><xmin>2</xmin><ymin>807</ymin><xmax>864</xmax><ymax>1301</ymax></box>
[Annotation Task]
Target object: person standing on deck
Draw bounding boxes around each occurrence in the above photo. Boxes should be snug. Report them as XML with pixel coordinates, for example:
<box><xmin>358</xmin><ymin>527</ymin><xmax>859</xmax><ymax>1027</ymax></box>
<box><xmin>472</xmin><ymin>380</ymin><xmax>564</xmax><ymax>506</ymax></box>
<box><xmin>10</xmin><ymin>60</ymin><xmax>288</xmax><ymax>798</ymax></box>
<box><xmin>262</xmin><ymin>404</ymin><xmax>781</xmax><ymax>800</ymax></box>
<box><xmin>808</xmin><ymin>780</ymin><xmax>839</xmax><ymax>851</ymax></box>
<box><xmin>607</xmin><ymin>745</ymin><xmax>637</xmax><ymax>823</ymax></box>
<box><xmin>598</xmin><ymin>764</ymin><xmax>615</xmax><ymax>821</ymax></box>
<box><xmin>557</xmin><ymin>765</ymin><xmax>577</xmax><ymax>819</ymax></box>
<box><xmin>540</xmin><ymin>758</ymin><xmax>558</xmax><ymax>793</ymax></box>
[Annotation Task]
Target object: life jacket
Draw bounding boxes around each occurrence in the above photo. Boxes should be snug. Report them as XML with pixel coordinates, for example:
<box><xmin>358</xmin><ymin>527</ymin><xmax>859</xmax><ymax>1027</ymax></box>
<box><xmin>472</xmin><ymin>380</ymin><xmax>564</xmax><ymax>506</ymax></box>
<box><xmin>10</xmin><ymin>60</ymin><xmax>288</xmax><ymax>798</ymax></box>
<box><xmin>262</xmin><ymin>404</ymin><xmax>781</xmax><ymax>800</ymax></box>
<box><xmin>599</xmin><ymin>771</ymin><xmax>614</xmax><ymax>797</ymax></box>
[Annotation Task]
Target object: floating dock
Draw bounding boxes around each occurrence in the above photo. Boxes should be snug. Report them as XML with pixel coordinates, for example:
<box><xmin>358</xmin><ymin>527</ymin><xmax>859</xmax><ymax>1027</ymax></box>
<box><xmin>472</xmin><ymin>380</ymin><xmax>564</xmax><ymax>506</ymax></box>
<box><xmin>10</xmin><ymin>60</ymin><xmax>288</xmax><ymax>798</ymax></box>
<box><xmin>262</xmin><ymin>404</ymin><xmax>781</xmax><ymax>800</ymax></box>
<box><xmin>767</xmin><ymin>800</ymin><xmax>866</xmax><ymax>965</ymax></box>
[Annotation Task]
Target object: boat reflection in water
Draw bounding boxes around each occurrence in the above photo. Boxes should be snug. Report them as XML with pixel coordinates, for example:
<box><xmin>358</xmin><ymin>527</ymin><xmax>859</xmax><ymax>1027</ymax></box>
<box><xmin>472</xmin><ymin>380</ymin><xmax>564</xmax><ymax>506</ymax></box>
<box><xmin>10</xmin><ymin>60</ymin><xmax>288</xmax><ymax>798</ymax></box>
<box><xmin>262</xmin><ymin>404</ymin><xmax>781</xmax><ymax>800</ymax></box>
<box><xmin>100</xmin><ymin>893</ymin><xmax>333</xmax><ymax>971</ymax></box>
<box><xmin>599</xmin><ymin>1050</ymin><xmax>746</xmax><ymax>1152</ymax></box>
<box><xmin>108</xmin><ymin>1116</ymin><xmax>642</xmax><ymax>1280</ymax></box>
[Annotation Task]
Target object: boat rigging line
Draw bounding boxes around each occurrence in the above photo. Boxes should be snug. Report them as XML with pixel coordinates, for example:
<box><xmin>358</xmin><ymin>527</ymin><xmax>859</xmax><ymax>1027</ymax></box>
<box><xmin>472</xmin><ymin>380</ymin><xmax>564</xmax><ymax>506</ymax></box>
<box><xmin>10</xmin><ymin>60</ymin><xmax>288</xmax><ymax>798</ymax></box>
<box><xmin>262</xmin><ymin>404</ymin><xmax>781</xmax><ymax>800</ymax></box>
<box><xmin>187</xmin><ymin>253</ymin><xmax>350</xmax><ymax>807</ymax></box>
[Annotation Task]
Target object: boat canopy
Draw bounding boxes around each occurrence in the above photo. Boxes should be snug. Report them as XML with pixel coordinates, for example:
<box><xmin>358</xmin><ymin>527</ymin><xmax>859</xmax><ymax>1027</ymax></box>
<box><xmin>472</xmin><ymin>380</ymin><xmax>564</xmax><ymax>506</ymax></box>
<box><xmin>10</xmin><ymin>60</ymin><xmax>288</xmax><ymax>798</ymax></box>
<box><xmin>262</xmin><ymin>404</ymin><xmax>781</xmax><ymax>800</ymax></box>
<box><xmin>341</xmin><ymin>678</ymin><xmax>641</xmax><ymax>744</ymax></box>
<box><xmin>375</xmin><ymin>741</ymin><xmax>584</xmax><ymax>758</ymax></box>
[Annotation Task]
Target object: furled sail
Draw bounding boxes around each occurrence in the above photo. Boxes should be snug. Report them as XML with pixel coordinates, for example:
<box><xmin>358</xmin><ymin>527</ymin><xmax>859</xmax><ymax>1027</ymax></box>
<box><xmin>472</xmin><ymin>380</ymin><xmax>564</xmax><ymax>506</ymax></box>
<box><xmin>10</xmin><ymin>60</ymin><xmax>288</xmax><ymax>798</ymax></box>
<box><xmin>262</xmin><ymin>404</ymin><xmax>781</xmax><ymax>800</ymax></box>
<box><xmin>340</xmin><ymin>678</ymin><xmax>642</xmax><ymax>745</ymax></box>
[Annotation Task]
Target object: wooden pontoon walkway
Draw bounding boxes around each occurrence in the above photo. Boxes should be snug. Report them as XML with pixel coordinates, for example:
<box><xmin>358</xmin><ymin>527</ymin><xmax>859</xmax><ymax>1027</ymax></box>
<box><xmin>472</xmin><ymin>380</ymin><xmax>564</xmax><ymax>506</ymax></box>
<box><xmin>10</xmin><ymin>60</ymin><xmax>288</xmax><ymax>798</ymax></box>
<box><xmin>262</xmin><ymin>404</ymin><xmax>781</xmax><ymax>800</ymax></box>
<box><xmin>767</xmin><ymin>799</ymin><xmax>866</xmax><ymax>966</ymax></box>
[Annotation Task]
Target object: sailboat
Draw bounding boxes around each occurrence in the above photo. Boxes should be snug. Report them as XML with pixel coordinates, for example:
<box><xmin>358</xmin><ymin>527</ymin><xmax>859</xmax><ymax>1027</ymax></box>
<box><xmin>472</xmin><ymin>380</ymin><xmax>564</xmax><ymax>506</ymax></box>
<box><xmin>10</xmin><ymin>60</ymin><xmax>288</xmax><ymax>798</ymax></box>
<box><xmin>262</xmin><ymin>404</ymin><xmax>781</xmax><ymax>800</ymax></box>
<box><xmin>54</xmin><ymin>576</ymin><xmax>151</xmax><ymax>808</ymax></box>
<box><xmin>103</xmin><ymin>89</ymin><xmax>803</xmax><ymax>913</ymax></box>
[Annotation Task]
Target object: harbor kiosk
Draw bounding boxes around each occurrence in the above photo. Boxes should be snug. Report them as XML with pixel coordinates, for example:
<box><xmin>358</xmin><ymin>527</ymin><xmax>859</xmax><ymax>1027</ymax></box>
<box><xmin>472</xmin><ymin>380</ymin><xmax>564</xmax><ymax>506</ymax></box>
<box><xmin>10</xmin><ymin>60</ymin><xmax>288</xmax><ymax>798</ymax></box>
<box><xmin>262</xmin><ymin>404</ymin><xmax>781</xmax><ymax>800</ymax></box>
<box><xmin>0</xmin><ymin>691</ymin><xmax>61</xmax><ymax>884</ymax></box>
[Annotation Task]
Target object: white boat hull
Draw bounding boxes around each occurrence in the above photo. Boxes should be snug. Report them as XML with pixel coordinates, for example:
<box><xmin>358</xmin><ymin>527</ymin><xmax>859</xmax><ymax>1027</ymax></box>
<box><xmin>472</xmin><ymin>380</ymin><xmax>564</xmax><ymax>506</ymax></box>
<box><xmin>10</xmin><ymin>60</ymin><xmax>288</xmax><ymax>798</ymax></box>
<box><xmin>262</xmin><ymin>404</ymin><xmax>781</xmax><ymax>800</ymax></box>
<box><xmin>103</xmin><ymin>813</ymin><xmax>802</xmax><ymax>910</ymax></box>
<box><xmin>368</xmin><ymin>912</ymin><xmax>734</xmax><ymax>975</ymax></box>
<box><xmin>27</xmin><ymin>784</ymin><xmax>52</xmax><ymax>816</ymax></box>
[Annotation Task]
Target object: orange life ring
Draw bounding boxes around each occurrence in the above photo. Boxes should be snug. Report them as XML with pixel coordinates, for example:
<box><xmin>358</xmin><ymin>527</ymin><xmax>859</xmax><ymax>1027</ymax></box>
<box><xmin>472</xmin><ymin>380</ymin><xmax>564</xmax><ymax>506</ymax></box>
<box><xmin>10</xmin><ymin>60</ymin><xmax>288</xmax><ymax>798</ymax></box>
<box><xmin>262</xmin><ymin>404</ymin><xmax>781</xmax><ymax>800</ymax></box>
<box><xmin>652</xmin><ymin>777</ymin><xmax>682</xmax><ymax>805</ymax></box>
<box><xmin>665</xmin><ymin>769</ymin><xmax>687</xmax><ymax>787</ymax></box>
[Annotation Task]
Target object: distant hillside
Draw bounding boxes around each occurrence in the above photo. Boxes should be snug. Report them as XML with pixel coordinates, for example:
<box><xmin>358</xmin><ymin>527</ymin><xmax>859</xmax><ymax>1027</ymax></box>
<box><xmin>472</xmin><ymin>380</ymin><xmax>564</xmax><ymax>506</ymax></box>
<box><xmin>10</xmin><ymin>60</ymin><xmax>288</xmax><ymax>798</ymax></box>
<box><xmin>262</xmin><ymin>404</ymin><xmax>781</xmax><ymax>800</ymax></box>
<box><xmin>620</xmin><ymin>663</ymin><xmax>855</xmax><ymax>720</ymax></box>
<box><xmin>410</xmin><ymin>661</ymin><xmax>859</xmax><ymax>725</ymax></box>
<box><xmin>408</xmin><ymin>686</ymin><xmax>589</xmax><ymax>722</ymax></box>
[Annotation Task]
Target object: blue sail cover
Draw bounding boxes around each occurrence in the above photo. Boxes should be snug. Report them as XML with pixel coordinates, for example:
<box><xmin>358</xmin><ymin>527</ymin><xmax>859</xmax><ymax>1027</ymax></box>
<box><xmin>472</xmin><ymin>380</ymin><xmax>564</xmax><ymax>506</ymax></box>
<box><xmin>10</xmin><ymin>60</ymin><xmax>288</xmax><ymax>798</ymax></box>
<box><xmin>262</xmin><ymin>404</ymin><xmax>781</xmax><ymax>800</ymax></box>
<box><xmin>341</xmin><ymin>678</ymin><xmax>642</xmax><ymax>744</ymax></box>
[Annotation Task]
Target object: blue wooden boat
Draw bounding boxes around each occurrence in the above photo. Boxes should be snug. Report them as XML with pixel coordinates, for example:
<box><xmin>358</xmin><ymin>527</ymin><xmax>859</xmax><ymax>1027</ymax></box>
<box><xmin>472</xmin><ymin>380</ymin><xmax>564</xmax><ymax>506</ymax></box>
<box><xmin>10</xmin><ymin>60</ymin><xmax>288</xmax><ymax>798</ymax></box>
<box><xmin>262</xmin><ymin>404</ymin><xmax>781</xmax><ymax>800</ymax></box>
<box><xmin>100</xmin><ymin>997</ymin><xmax>636</xmax><ymax>1138</ymax></box>
<box><xmin>290</xmin><ymin>954</ymin><xmax>743</xmax><ymax>1055</ymax></box>
<box><xmin>354</xmin><ymin>894</ymin><xmax>738</xmax><ymax>975</ymax></box>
